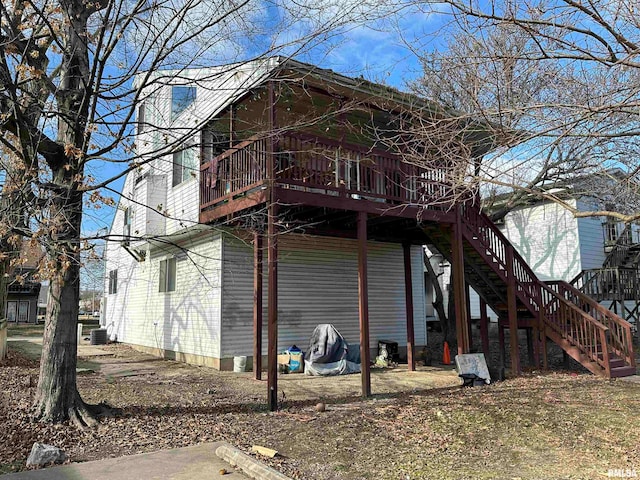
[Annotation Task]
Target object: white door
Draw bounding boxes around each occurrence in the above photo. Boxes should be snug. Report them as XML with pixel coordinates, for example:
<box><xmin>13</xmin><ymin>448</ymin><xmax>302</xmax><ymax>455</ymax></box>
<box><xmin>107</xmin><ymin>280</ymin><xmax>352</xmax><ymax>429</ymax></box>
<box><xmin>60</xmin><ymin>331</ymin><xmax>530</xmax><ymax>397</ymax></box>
<box><xmin>6</xmin><ymin>301</ymin><xmax>17</xmax><ymax>322</ymax></box>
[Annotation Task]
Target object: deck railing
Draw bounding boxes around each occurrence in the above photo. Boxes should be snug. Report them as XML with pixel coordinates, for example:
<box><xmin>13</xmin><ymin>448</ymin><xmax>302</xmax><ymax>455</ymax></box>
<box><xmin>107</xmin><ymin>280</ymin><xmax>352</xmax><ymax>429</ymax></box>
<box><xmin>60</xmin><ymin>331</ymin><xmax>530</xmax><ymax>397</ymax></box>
<box><xmin>200</xmin><ymin>132</ymin><xmax>454</xmax><ymax>210</ymax></box>
<box><xmin>572</xmin><ymin>267</ymin><xmax>640</xmax><ymax>301</ymax></box>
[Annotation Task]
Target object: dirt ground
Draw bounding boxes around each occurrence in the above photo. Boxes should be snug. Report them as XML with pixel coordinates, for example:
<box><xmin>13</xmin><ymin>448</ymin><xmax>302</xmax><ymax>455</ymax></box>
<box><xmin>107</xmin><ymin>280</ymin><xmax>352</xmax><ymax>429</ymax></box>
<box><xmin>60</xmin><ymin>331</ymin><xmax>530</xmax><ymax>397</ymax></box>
<box><xmin>2</xmin><ymin>326</ymin><xmax>640</xmax><ymax>480</ymax></box>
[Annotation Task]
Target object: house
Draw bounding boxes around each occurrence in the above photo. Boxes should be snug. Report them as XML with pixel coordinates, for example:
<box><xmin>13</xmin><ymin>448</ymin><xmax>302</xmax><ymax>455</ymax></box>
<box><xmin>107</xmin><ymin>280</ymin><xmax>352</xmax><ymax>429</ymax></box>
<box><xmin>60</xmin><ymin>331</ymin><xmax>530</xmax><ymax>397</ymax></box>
<box><xmin>6</xmin><ymin>241</ymin><xmax>43</xmax><ymax>324</ymax></box>
<box><xmin>103</xmin><ymin>57</ymin><xmax>635</xmax><ymax>410</ymax></box>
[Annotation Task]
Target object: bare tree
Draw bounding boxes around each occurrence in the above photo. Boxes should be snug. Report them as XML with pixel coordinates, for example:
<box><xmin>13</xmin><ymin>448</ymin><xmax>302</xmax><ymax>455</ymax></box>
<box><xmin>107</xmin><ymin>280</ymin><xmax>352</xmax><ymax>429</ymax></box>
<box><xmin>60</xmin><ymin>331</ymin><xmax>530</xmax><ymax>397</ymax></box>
<box><xmin>0</xmin><ymin>0</ymin><xmax>394</xmax><ymax>425</ymax></box>
<box><xmin>401</xmin><ymin>0</ymin><xmax>640</xmax><ymax>222</ymax></box>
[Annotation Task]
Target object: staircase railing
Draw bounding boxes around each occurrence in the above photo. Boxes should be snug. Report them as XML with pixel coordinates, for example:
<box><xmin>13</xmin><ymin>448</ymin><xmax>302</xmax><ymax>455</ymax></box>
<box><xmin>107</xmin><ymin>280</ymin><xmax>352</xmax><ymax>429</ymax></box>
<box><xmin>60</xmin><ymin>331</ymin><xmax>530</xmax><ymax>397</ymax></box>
<box><xmin>460</xmin><ymin>201</ymin><xmax>634</xmax><ymax>376</ymax></box>
<box><xmin>460</xmin><ymin>202</ymin><xmax>539</xmax><ymax>316</ymax></box>
<box><xmin>546</xmin><ymin>280</ymin><xmax>636</xmax><ymax>368</ymax></box>
<box><xmin>604</xmin><ymin>224</ymin><xmax>633</xmax><ymax>268</ymax></box>
<box><xmin>539</xmin><ymin>283</ymin><xmax>611</xmax><ymax>377</ymax></box>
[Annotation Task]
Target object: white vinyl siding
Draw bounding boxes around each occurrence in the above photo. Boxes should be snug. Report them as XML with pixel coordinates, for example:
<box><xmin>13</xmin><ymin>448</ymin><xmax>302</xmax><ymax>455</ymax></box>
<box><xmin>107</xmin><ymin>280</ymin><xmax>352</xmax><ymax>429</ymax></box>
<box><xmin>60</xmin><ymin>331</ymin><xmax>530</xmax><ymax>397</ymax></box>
<box><xmin>575</xmin><ymin>200</ymin><xmax>607</xmax><ymax>271</ymax></box>
<box><xmin>103</xmin><ymin>234</ymin><xmax>223</xmax><ymax>359</ymax></box>
<box><xmin>500</xmin><ymin>199</ymin><xmax>581</xmax><ymax>281</ymax></box>
<box><xmin>220</xmin><ymin>233</ymin><xmax>426</xmax><ymax>358</ymax></box>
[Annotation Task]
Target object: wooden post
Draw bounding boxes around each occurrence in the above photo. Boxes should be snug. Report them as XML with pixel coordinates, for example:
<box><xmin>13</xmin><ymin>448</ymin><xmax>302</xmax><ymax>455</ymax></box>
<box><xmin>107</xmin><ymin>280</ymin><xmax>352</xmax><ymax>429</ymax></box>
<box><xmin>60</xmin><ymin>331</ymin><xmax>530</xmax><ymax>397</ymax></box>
<box><xmin>267</xmin><ymin>80</ymin><xmax>279</xmax><ymax>411</ymax></box>
<box><xmin>451</xmin><ymin>208</ymin><xmax>470</xmax><ymax>355</ymax></box>
<box><xmin>253</xmin><ymin>232</ymin><xmax>263</xmax><ymax>380</ymax></box>
<box><xmin>466</xmin><ymin>282</ymin><xmax>473</xmax><ymax>352</ymax></box>
<box><xmin>498</xmin><ymin>322</ymin><xmax>506</xmax><ymax>371</ymax></box>
<box><xmin>479</xmin><ymin>298</ymin><xmax>490</xmax><ymax>358</ymax></box>
<box><xmin>403</xmin><ymin>243</ymin><xmax>415</xmax><ymax>371</ymax></box>
<box><xmin>505</xmin><ymin>245</ymin><xmax>521</xmax><ymax>375</ymax></box>
<box><xmin>357</xmin><ymin>211</ymin><xmax>371</xmax><ymax>397</ymax></box>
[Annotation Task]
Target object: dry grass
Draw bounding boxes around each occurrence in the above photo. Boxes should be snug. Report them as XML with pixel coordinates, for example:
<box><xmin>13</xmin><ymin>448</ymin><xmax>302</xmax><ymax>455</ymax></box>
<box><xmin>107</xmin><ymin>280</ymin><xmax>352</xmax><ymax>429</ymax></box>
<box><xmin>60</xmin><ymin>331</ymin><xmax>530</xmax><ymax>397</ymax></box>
<box><xmin>1</xmin><ymin>341</ymin><xmax>639</xmax><ymax>479</ymax></box>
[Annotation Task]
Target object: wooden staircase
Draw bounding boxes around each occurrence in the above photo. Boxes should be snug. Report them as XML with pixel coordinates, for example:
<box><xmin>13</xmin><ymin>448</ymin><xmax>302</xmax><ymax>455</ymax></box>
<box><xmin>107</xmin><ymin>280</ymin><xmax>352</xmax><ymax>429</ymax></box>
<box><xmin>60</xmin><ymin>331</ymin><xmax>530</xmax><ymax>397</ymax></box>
<box><xmin>423</xmin><ymin>201</ymin><xmax>637</xmax><ymax>379</ymax></box>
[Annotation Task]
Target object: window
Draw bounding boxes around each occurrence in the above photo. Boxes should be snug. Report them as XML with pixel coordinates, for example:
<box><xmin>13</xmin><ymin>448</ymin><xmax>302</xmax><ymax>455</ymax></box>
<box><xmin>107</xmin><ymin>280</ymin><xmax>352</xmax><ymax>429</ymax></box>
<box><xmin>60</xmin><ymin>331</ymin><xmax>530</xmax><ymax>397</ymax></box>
<box><xmin>172</xmin><ymin>148</ymin><xmax>196</xmax><ymax>186</ymax></box>
<box><xmin>159</xmin><ymin>258</ymin><xmax>176</xmax><ymax>293</ymax></box>
<box><xmin>137</xmin><ymin>102</ymin><xmax>146</xmax><ymax>136</ymax></box>
<box><xmin>123</xmin><ymin>207</ymin><xmax>131</xmax><ymax>245</ymax></box>
<box><xmin>171</xmin><ymin>86</ymin><xmax>196</xmax><ymax>119</ymax></box>
<box><xmin>108</xmin><ymin>270</ymin><xmax>118</xmax><ymax>294</ymax></box>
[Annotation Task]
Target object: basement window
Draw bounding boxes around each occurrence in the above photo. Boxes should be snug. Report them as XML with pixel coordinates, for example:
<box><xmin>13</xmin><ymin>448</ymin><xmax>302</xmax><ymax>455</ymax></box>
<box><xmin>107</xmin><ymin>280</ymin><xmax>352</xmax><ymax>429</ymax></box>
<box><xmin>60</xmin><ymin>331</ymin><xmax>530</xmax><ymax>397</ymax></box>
<box><xmin>159</xmin><ymin>257</ymin><xmax>176</xmax><ymax>293</ymax></box>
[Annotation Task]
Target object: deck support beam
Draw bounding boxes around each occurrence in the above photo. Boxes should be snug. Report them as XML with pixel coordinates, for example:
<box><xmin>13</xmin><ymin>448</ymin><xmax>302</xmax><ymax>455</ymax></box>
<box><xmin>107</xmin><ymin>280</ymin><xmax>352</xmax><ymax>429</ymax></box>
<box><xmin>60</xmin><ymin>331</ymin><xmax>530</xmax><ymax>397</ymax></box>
<box><xmin>480</xmin><ymin>298</ymin><xmax>490</xmax><ymax>360</ymax></box>
<box><xmin>451</xmin><ymin>208</ymin><xmax>470</xmax><ymax>355</ymax></box>
<box><xmin>403</xmin><ymin>243</ymin><xmax>415</xmax><ymax>371</ymax></box>
<box><xmin>357</xmin><ymin>211</ymin><xmax>371</xmax><ymax>397</ymax></box>
<box><xmin>505</xmin><ymin>245</ymin><xmax>521</xmax><ymax>375</ymax></box>
<box><xmin>253</xmin><ymin>232</ymin><xmax>263</xmax><ymax>380</ymax></box>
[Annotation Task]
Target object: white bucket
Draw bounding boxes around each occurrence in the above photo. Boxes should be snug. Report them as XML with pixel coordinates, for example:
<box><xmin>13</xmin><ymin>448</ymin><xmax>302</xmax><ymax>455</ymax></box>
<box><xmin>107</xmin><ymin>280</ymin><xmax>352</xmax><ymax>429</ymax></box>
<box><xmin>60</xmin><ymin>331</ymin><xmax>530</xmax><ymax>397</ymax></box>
<box><xmin>233</xmin><ymin>356</ymin><xmax>247</xmax><ymax>373</ymax></box>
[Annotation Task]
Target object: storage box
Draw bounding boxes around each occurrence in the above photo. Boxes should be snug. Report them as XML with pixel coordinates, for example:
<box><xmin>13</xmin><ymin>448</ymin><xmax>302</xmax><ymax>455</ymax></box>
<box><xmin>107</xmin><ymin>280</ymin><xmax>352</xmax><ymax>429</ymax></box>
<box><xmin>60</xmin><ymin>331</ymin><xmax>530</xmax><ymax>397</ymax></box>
<box><xmin>277</xmin><ymin>352</ymin><xmax>304</xmax><ymax>373</ymax></box>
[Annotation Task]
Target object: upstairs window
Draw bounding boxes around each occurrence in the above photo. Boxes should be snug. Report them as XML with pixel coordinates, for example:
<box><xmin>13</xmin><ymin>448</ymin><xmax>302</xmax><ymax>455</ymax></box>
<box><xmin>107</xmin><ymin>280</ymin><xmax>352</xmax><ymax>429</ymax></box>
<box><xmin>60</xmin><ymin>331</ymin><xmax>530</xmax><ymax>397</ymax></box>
<box><xmin>159</xmin><ymin>258</ymin><xmax>176</xmax><ymax>293</ymax></box>
<box><xmin>108</xmin><ymin>270</ymin><xmax>118</xmax><ymax>294</ymax></box>
<box><xmin>123</xmin><ymin>207</ymin><xmax>131</xmax><ymax>238</ymax></box>
<box><xmin>171</xmin><ymin>86</ymin><xmax>196</xmax><ymax>119</ymax></box>
<box><xmin>137</xmin><ymin>102</ymin><xmax>146</xmax><ymax>136</ymax></box>
<box><xmin>172</xmin><ymin>148</ymin><xmax>196</xmax><ymax>187</ymax></box>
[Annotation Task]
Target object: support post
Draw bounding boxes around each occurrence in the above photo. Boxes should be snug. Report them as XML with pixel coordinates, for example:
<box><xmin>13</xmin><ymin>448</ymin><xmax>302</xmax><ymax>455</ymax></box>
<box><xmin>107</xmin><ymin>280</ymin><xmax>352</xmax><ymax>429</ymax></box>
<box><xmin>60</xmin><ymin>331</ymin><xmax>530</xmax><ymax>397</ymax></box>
<box><xmin>466</xmin><ymin>282</ymin><xmax>473</xmax><ymax>352</ymax></box>
<box><xmin>479</xmin><ymin>298</ymin><xmax>490</xmax><ymax>358</ymax></box>
<box><xmin>267</xmin><ymin>204</ymin><xmax>278</xmax><ymax>410</ymax></box>
<box><xmin>451</xmin><ymin>208</ymin><xmax>470</xmax><ymax>355</ymax></box>
<box><xmin>403</xmin><ymin>243</ymin><xmax>415</xmax><ymax>371</ymax></box>
<box><xmin>498</xmin><ymin>322</ymin><xmax>506</xmax><ymax>373</ymax></box>
<box><xmin>267</xmin><ymin>80</ymin><xmax>279</xmax><ymax>411</ymax></box>
<box><xmin>253</xmin><ymin>232</ymin><xmax>263</xmax><ymax>380</ymax></box>
<box><xmin>505</xmin><ymin>245</ymin><xmax>521</xmax><ymax>375</ymax></box>
<box><xmin>357</xmin><ymin>212</ymin><xmax>371</xmax><ymax>397</ymax></box>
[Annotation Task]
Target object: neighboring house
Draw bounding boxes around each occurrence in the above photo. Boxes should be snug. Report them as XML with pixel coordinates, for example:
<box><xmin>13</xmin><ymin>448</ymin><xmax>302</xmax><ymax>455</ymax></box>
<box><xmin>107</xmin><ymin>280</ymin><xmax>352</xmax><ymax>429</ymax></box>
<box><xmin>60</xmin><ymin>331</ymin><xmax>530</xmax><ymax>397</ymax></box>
<box><xmin>6</xmin><ymin>241</ymin><xmax>43</xmax><ymax>324</ymax></box>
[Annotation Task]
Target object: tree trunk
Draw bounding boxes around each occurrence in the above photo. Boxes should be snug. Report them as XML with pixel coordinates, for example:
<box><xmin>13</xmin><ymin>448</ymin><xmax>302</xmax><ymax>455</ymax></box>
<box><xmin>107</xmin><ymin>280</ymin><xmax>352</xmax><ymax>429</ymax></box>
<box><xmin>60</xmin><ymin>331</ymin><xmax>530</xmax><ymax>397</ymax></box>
<box><xmin>32</xmin><ymin>182</ymin><xmax>97</xmax><ymax>425</ymax></box>
<box><xmin>423</xmin><ymin>251</ymin><xmax>456</xmax><ymax>348</ymax></box>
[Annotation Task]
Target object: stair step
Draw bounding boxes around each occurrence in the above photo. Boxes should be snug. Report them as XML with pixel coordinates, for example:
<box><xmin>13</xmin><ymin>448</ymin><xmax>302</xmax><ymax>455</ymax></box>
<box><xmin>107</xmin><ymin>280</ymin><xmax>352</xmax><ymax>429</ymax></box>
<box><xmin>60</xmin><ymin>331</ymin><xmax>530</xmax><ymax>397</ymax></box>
<box><xmin>610</xmin><ymin>366</ymin><xmax>637</xmax><ymax>378</ymax></box>
<box><xmin>609</xmin><ymin>358</ymin><xmax>626</xmax><ymax>369</ymax></box>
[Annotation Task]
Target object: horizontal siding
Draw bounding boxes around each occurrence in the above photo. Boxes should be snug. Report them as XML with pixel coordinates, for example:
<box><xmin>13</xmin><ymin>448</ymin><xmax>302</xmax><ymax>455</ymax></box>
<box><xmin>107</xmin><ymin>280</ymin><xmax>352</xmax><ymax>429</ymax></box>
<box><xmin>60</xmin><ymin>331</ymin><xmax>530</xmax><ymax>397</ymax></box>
<box><xmin>103</xmin><ymin>234</ymin><xmax>223</xmax><ymax>358</ymax></box>
<box><xmin>501</xmin><ymin>199</ymin><xmax>581</xmax><ymax>281</ymax></box>
<box><xmin>221</xmin><ymin>234</ymin><xmax>426</xmax><ymax>358</ymax></box>
<box><xmin>575</xmin><ymin>200</ymin><xmax>606</xmax><ymax>270</ymax></box>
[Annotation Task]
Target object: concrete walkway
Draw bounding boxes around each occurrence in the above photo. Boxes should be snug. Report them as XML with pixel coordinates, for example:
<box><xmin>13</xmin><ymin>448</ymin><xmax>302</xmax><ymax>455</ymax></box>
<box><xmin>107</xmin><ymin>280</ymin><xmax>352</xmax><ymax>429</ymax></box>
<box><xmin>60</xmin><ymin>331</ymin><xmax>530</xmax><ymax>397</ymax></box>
<box><xmin>1</xmin><ymin>443</ymin><xmax>248</xmax><ymax>480</ymax></box>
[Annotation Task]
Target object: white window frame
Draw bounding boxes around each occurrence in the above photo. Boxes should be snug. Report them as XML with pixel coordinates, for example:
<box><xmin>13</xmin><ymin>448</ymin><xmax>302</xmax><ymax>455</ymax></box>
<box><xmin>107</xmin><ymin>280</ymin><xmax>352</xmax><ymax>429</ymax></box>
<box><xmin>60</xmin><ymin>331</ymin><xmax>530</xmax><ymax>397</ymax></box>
<box><xmin>172</xmin><ymin>148</ymin><xmax>196</xmax><ymax>187</ymax></box>
<box><xmin>108</xmin><ymin>270</ymin><xmax>118</xmax><ymax>295</ymax></box>
<box><xmin>171</xmin><ymin>86</ymin><xmax>196</xmax><ymax>119</ymax></box>
<box><xmin>159</xmin><ymin>257</ymin><xmax>176</xmax><ymax>293</ymax></box>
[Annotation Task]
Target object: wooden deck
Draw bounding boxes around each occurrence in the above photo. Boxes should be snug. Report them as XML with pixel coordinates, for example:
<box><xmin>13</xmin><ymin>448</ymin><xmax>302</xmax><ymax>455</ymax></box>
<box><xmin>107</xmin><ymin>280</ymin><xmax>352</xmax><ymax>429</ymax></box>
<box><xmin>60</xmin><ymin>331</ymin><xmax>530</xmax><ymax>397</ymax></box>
<box><xmin>199</xmin><ymin>132</ymin><xmax>456</xmax><ymax>226</ymax></box>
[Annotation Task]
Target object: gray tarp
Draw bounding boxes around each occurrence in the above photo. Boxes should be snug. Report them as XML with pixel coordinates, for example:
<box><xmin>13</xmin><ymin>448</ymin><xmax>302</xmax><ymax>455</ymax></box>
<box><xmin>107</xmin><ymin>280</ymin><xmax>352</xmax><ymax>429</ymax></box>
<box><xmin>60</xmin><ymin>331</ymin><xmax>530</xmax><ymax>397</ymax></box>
<box><xmin>304</xmin><ymin>324</ymin><xmax>361</xmax><ymax>376</ymax></box>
